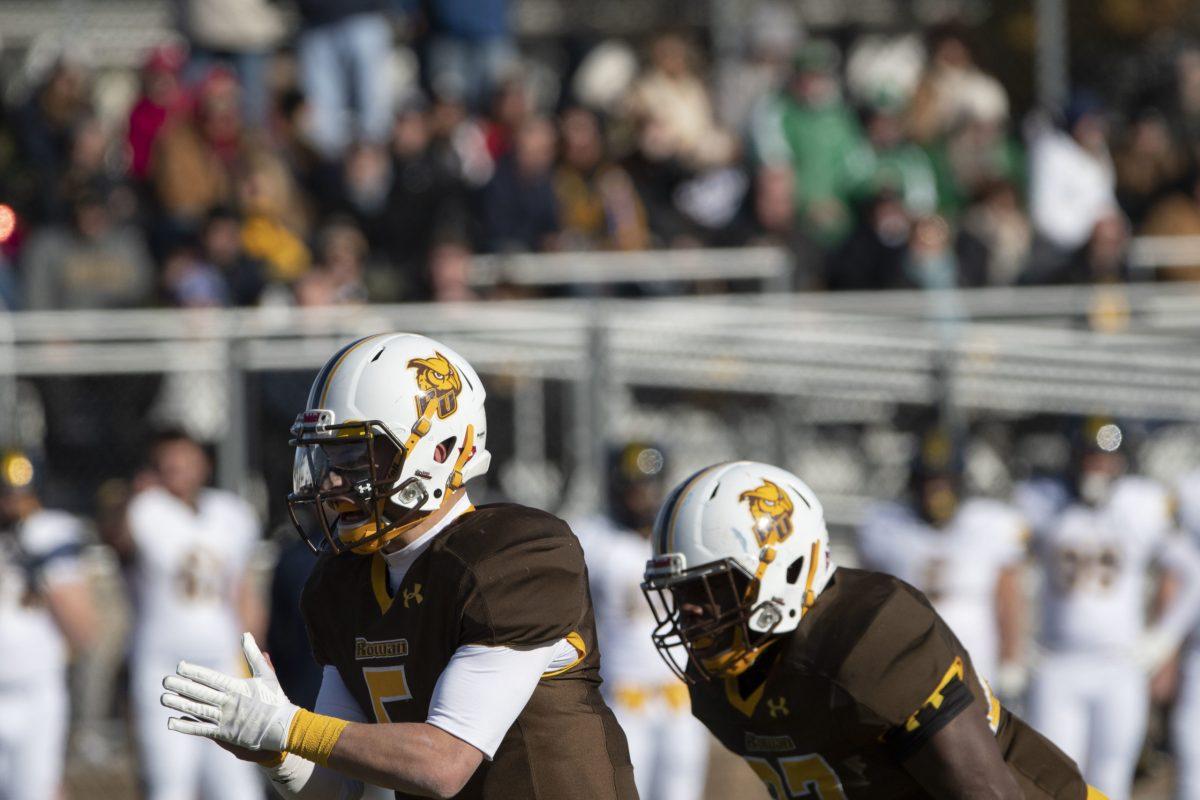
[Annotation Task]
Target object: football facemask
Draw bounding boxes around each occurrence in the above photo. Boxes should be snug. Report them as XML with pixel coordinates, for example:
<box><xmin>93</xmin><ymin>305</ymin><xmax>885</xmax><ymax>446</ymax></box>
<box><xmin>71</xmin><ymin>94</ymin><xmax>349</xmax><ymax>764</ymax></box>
<box><xmin>287</xmin><ymin>419</ymin><xmax>431</xmax><ymax>555</ymax></box>
<box><xmin>643</xmin><ymin>558</ymin><xmax>782</xmax><ymax>683</ymax></box>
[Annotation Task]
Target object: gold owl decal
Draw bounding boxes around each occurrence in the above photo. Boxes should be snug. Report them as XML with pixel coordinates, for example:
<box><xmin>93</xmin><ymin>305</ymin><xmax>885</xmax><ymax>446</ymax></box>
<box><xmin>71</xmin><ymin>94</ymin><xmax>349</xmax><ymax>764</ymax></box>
<box><xmin>739</xmin><ymin>479</ymin><xmax>795</xmax><ymax>547</ymax></box>
<box><xmin>407</xmin><ymin>351</ymin><xmax>463</xmax><ymax>420</ymax></box>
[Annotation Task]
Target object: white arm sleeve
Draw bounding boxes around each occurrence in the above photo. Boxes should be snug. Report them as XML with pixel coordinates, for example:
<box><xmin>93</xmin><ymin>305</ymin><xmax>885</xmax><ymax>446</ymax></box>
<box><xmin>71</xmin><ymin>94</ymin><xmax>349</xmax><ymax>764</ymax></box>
<box><xmin>262</xmin><ymin>667</ymin><xmax>387</xmax><ymax>800</ymax></box>
<box><xmin>425</xmin><ymin>641</ymin><xmax>564</xmax><ymax>760</ymax></box>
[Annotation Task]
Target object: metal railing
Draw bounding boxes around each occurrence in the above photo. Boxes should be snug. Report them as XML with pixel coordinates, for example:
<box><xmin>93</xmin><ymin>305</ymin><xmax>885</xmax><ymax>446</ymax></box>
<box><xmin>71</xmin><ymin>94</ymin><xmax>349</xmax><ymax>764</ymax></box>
<box><xmin>4</xmin><ymin>283</ymin><xmax>1200</xmax><ymax>524</ymax></box>
<box><xmin>467</xmin><ymin>247</ymin><xmax>794</xmax><ymax>292</ymax></box>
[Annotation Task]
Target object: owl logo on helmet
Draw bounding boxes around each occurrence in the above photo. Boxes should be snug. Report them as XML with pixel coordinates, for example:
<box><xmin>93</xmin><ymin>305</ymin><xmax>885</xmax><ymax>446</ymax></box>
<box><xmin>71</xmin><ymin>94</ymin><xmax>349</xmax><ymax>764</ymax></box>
<box><xmin>739</xmin><ymin>479</ymin><xmax>795</xmax><ymax>546</ymax></box>
<box><xmin>408</xmin><ymin>352</ymin><xmax>463</xmax><ymax>420</ymax></box>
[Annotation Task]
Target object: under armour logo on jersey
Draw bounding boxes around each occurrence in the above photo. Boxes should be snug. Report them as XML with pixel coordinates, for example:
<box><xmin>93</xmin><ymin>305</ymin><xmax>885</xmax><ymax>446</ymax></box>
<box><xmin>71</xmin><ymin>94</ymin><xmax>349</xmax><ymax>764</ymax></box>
<box><xmin>767</xmin><ymin>697</ymin><xmax>789</xmax><ymax>718</ymax></box>
<box><xmin>402</xmin><ymin>583</ymin><xmax>423</xmax><ymax>608</ymax></box>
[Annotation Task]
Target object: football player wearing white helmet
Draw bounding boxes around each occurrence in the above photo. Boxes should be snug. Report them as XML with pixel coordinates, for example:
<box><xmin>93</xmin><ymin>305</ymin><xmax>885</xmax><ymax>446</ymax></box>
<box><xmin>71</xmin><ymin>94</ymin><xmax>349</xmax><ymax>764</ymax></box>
<box><xmin>858</xmin><ymin>426</ymin><xmax>1029</xmax><ymax>692</ymax></box>
<box><xmin>117</xmin><ymin>429</ymin><xmax>266</xmax><ymax>800</ymax></box>
<box><xmin>644</xmin><ymin>460</ymin><xmax>1103</xmax><ymax>800</ymax></box>
<box><xmin>573</xmin><ymin>443</ymin><xmax>709</xmax><ymax>800</ymax></box>
<box><xmin>0</xmin><ymin>450</ymin><xmax>96</xmax><ymax>800</ymax></box>
<box><xmin>160</xmin><ymin>333</ymin><xmax>637</xmax><ymax>800</ymax></box>
<box><xmin>1015</xmin><ymin>419</ymin><xmax>1200</xmax><ymax>800</ymax></box>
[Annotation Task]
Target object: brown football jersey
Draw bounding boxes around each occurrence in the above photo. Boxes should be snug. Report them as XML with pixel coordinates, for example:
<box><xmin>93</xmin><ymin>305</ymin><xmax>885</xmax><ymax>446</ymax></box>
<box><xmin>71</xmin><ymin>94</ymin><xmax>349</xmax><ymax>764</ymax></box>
<box><xmin>300</xmin><ymin>503</ymin><xmax>638</xmax><ymax>800</ymax></box>
<box><xmin>689</xmin><ymin>568</ymin><xmax>1087</xmax><ymax>800</ymax></box>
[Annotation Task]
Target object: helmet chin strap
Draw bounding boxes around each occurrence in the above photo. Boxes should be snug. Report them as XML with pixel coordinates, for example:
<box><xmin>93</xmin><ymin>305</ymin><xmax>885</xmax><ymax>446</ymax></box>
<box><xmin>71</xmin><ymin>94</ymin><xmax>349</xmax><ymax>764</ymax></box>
<box><xmin>348</xmin><ymin>486</ymin><xmax>472</xmax><ymax>556</ymax></box>
<box><xmin>402</xmin><ymin>403</ymin><xmax>438</xmax><ymax>454</ymax></box>
<box><xmin>447</xmin><ymin>425</ymin><xmax>476</xmax><ymax>492</ymax></box>
<box><xmin>800</xmin><ymin>540</ymin><xmax>823</xmax><ymax>613</ymax></box>
<box><xmin>342</xmin><ymin>498</ymin><xmax>431</xmax><ymax>555</ymax></box>
<box><xmin>702</xmin><ymin>627</ymin><xmax>772</xmax><ymax>678</ymax></box>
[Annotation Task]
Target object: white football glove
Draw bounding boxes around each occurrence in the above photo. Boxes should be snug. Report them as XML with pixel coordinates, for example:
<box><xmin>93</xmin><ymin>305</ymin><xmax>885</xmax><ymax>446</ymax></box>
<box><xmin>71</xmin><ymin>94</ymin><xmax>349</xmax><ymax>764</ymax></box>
<box><xmin>994</xmin><ymin>661</ymin><xmax>1029</xmax><ymax>703</ymax></box>
<box><xmin>161</xmin><ymin>632</ymin><xmax>300</xmax><ymax>752</ymax></box>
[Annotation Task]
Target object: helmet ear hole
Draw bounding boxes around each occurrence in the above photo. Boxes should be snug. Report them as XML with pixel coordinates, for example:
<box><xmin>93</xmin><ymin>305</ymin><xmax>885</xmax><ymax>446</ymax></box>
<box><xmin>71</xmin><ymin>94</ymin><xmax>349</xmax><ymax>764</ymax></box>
<box><xmin>786</xmin><ymin>556</ymin><xmax>805</xmax><ymax>584</ymax></box>
<box><xmin>433</xmin><ymin>436</ymin><xmax>457</xmax><ymax>464</ymax></box>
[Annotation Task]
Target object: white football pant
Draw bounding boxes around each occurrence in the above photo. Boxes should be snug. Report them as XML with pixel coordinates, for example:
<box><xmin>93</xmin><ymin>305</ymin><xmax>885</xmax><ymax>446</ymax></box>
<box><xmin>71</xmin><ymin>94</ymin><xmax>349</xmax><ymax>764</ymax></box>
<box><xmin>1026</xmin><ymin>652</ymin><xmax>1147</xmax><ymax>800</ymax></box>
<box><xmin>132</xmin><ymin>654</ymin><xmax>262</xmax><ymax>800</ymax></box>
<box><xmin>1173</xmin><ymin>647</ymin><xmax>1200</xmax><ymax>800</ymax></box>
<box><xmin>608</xmin><ymin>686</ymin><xmax>708</xmax><ymax>800</ymax></box>
<box><xmin>0</xmin><ymin>679</ymin><xmax>67</xmax><ymax>800</ymax></box>
<box><xmin>614</xmin><ymin>686</ymin><xmax>705</xmax><ymax>800</ymax></box>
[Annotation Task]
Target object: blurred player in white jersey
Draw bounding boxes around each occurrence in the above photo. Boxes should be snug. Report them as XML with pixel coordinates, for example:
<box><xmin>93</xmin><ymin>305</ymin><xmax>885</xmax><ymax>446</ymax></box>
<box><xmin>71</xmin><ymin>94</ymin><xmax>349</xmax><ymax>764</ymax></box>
<box><xmin>858</xmin><ymin>426</ymin><xmax>1028</xmax><ymax>692</ymax></box>
<box><xmin>1170</xmin><ymin>466</ymin><xmax>1200</xmax><ymax>800</ymax></box>
<box><xmin>573</xmin><ymin>443</ymin><xmax>708</xmax><ymax>800</ymax></box>
<box><xmin>1016</xmin><ymin>419</ymin><xmax>1200</xmax><ymax>800</ymax></box>
<box><xmin>105</xmin><ymin>429</ymin><xmax>264</xmax><ymax>800</ymax></box>
<box><xmin>0</xmin><ymin>450</ymin><xmax>96</xmax><ymax>800</ymax></box>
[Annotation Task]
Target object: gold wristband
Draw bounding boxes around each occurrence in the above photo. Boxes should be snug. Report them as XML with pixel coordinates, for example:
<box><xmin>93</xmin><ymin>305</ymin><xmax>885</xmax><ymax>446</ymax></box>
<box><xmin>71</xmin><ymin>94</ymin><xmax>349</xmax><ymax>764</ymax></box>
<box><xmin>286</xmin><ymin>709</ymin><xmax>349</xmax><ymax>767</ymax></box>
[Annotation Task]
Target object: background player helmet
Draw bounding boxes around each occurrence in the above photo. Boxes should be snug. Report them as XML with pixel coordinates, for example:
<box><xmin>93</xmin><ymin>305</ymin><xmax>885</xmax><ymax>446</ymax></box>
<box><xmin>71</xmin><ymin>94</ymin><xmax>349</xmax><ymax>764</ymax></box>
<box><xmin>643</xmin><ymin>461</ymin><xmax>834</xmax><ymax>681</ymax></box>
<box><xmin>607</xmin><ymin>441</ymin><xmax>666</xmax><ymax>535</ymax></box>
<box><xmin>0</xmin><ymin>448</ymin><xmax>39</xmax><ymax>528</ymax></box>
<box><xmin>909</xmin><ymin>425</ymin><xmax>964</xmax><ymax>526</ymax></box>
<box><xmin>288</xmin><ymin>333</ymin><xmax>491</xmax><ymax>555</ymax></box>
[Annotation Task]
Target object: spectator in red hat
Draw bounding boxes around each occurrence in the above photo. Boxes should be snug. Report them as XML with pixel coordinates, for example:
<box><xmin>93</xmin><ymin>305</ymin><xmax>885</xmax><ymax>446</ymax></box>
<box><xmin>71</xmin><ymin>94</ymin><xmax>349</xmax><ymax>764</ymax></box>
<box><xmin>128</xmin><ymin>46</ymin><xmax>190</xmax><ymax>183</ymax></box>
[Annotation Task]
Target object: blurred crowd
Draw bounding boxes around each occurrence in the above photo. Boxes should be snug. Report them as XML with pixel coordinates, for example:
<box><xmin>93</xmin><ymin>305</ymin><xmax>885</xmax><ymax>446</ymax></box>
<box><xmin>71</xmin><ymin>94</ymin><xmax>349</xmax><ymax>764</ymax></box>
<box><xmin>5</xmin><ymin>1</ymin><xmax>1200</xmax><ymax>309</ymax></box>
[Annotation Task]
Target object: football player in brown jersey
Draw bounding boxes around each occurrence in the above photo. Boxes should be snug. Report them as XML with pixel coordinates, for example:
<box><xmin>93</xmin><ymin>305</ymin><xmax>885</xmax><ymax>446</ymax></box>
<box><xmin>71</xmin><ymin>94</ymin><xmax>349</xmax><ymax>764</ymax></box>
<box><xmin>160</xmin><ymin>333</ymin><xmax>638</xmax><ymax>800</ymax></box>
<box><xmin>642</xmin><ymin>460</ymin><xmax>1107</xmax><ymax>800</ymax></box>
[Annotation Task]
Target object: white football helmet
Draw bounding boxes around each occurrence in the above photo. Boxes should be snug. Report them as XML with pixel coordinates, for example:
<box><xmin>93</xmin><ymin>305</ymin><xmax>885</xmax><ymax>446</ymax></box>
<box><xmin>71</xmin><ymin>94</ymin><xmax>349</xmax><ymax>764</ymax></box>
<box><xmin>643</xmin><ymin>461</ymin><xmax>835</xmax><ymax>680</ymax></box>
<box><xmin>288</xmin><ymin>333</ymin><xmax>491</xmax><ymax>555</ymax></box>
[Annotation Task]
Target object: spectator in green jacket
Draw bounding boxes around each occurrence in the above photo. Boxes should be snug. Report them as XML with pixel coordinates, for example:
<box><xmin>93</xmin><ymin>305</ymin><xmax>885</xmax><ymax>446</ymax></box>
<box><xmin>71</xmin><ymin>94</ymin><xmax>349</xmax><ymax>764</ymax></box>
<box><xmin>752</xmin><ymin>40</ymin><xmax>866</xmax><ymax>250</ymax></box>
<box><xmin>855</xmin><ymin>92</ymin><xmax>939</xmax><ymax>217</ymax></box>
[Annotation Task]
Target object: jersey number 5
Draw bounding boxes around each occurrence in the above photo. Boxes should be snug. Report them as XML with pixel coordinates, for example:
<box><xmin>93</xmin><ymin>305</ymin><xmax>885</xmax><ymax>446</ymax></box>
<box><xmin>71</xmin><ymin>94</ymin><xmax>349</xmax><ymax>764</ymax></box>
<box><xmin>745</xmin><ymin>754</ymin><xmax>848</xmax><ymax>800</ymax></box>
<box><xmin>362</xmin><ymin>665</ymin><xmax>413</xmax><ymax>723</ymax></box>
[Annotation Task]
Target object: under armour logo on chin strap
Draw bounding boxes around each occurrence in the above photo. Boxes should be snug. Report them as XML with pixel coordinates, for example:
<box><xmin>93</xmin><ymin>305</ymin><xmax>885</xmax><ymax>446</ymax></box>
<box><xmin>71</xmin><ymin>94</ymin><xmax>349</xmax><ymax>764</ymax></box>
<box><xmin>402</xmin><ymin>583</ymin><xmax>424</xmax><ymax>608</ymax></box>
<box><xmin>767</xmin><ymin>697</ymin><xmax>790</xmax><ymax>718</ymax></box>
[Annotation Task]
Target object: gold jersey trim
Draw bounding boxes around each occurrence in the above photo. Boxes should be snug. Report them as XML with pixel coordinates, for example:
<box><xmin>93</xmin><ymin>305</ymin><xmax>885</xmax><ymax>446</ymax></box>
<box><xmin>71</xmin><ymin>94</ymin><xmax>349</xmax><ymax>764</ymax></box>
<box><xmin>371</xmin><ymin>554</ymin><xmax>394</xmax><ymax>614</ymax></box>
<box><xmin>542</xmin><ymin>630</ymin><xmax>587</xmax><ymax>678</ymax></box>
<box><xmin>725</xmin><ymin>674</ymin><xmax>767</xmax><ymax>718</ymax></box>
